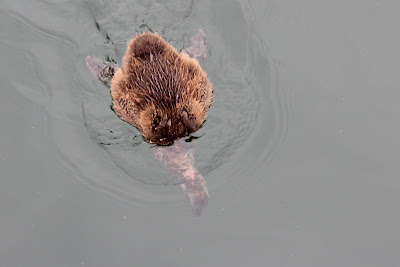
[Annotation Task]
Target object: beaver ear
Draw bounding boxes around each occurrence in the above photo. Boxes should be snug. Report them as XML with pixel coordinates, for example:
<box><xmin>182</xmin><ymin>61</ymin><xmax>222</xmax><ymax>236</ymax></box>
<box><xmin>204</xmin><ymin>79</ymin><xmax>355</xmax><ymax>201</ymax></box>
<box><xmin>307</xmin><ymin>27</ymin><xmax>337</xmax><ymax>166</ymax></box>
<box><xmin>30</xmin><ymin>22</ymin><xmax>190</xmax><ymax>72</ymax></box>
<box><xmin>151</xmin><ymin>114</ymin><xmax>161</xmax><ymax>131</ymax></box>
<box><xmin>181</xmin><ymin>109</ymin><xmax>199</xmax><ymax>133</ymax></box>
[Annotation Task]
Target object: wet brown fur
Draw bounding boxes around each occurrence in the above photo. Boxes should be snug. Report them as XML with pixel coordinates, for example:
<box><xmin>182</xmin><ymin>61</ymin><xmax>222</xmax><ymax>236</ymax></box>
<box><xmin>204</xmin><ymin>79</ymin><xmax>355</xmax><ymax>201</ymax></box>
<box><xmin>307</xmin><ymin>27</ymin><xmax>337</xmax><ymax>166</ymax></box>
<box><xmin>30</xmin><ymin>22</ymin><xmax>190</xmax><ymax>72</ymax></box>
<box><xmin>110</xmin><ymin>32</ymin><xmax>213</xmax><ymax>145</ymax></box>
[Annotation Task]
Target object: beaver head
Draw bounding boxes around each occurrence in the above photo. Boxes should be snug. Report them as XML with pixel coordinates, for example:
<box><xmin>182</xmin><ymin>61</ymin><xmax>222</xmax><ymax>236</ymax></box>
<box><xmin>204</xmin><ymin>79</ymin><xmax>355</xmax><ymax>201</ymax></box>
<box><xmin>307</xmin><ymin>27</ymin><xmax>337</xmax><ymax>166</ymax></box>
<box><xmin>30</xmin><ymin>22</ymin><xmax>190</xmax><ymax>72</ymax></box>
<box><xmin>139</xmin><ymin>100</ymin><xmax>204</xmax><ymax>145</ymax></box>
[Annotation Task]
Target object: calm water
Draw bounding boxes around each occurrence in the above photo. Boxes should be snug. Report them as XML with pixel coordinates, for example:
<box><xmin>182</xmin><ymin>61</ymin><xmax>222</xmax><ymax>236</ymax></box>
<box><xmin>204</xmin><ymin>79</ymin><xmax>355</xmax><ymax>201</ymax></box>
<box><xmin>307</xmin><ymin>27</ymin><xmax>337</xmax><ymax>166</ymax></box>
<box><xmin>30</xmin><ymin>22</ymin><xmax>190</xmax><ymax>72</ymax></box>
<box><xmin>1</xmin><ymin>0</ymin><xmax>400</xmax><ymax>266</ymax></box>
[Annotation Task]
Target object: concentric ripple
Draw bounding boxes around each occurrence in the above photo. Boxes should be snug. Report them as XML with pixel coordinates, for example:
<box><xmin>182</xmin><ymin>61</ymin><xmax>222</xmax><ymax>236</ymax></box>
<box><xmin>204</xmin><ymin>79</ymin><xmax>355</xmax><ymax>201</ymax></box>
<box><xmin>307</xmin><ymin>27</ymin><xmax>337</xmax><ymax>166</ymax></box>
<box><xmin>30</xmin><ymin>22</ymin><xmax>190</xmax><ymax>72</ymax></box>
<box><xmin>3</xmin><ymin>0</ymin><xmax>297</xmax><ymax>207</ymax></box>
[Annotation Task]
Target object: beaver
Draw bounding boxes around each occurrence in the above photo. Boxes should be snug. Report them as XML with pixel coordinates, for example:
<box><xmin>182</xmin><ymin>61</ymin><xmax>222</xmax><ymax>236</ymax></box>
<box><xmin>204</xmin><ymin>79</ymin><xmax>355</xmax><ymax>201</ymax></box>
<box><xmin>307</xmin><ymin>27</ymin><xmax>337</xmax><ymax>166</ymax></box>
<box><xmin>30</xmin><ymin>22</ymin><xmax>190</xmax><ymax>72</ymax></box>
<box><xmin>86</xmin><ymin>29</ymin><xmax>213</xmax><ymax>145</ymax></box>
<box><xmin>86</xmin><ymin>30</ymin><xmax>211</xmax><ymax>215</ymax></box>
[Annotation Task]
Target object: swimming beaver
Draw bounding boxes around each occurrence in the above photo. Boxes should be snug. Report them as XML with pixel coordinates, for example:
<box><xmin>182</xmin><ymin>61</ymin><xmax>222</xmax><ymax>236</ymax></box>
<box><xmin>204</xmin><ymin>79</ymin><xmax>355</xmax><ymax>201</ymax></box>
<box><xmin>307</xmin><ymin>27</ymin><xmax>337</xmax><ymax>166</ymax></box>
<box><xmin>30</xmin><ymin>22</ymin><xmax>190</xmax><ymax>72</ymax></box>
<box><xmin>86</xmin><ymin>29</ymin><xmax>213</xmax><ymax>145</ymax></box>
<box><xmin>86</xmin><ymin>30</ymin><xmax>211</xmax><ymax>215</ymax></box>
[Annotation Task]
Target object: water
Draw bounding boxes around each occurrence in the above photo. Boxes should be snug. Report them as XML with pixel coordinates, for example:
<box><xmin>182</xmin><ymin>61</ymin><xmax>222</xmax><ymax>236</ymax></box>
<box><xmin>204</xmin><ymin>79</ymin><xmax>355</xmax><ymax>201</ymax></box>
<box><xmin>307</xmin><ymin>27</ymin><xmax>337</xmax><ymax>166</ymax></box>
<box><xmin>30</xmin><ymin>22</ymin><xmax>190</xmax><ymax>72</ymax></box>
<box><xmin>1</xmin><ymin>0</ymin><xmax>400</xmax><ymax>266</ymax></box>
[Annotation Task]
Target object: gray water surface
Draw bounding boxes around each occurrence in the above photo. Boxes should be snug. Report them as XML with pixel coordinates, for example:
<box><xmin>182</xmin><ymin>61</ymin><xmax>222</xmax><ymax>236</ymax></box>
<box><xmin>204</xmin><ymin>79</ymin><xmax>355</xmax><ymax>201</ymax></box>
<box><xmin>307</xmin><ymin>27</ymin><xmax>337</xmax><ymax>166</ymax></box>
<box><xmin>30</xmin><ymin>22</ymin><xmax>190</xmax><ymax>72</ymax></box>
<box><xmin>1</xmin><ymin>0</ymin><xmax>400</xmax><ymax>266</ymax></box>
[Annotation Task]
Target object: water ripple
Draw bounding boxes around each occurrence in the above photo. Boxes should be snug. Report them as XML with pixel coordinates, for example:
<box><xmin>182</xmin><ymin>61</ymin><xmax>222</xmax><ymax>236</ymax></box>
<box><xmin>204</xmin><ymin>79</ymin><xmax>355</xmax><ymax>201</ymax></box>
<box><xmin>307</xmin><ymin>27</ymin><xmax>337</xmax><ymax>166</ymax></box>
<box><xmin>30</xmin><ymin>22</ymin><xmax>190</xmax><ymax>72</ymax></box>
<box><xmin>2</xmin><ymin>0</ymin><xmax>298</xmax><ymax>208</ymax></box>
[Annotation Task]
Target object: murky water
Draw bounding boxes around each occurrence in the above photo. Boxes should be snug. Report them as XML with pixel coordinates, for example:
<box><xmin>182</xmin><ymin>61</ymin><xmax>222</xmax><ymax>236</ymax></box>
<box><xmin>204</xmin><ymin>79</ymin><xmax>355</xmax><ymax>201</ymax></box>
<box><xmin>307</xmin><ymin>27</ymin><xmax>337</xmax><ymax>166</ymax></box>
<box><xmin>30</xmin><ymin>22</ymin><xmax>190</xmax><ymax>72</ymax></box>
<box><xmin>1</xmin><ymin>0</ymin><xmax>400</xmax><ymax>266</ymax></box>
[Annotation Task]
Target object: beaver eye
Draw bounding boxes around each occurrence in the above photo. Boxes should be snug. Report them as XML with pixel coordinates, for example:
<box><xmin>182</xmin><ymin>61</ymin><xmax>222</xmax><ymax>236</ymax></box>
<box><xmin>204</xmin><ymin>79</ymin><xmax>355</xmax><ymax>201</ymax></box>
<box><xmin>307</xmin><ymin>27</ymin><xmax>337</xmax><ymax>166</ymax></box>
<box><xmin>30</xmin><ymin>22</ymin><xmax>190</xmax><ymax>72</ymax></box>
<box><xmin>152</xmin><ymin>115</ymin><xmax>161</xmax><ymax>131</ymax></box>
